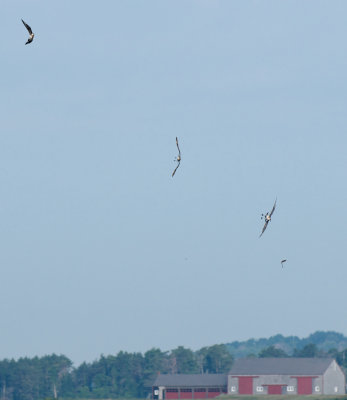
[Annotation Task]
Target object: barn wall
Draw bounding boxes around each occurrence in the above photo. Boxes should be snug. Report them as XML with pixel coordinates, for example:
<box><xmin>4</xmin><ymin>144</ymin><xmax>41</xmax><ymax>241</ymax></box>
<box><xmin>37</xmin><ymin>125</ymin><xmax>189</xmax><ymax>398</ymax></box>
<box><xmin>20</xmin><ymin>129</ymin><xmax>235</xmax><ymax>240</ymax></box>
<box><xmin>312</xmin><ymin>376</ymin><xmax>323</xmax><ymax>394</ymax></box>
<box><xmin>323</xmin><ymin>360</ymin><xmax>346</xmax><ymax>395</ymax></box>
<box><xmin>180</xmin><ymin>389</ymin><xmax>192</xmax><ymax>399</ymax></box>
<box><xmin>165</xmin><ymin>389</ymin><xmax>179</xmax><ymax>399</ymax></box>
<box><xmin>207</xmin><ymin>389</ymin><xmax>221</xmax><ymax>398</ymax></box>
<box><xmin>228</xmin><ymin>376</ymin><xmax>239</xmax><ymax>394</ymax></box>
<box><xmin>192</xmin><ymin>389</ymin><xmax>207</xmax><ymax>399</ymax></box>
<box><xmin>254</xmin><ymin>375</ymin><xmax>296</xmax><ymax>395</ymax></box>
<box><xmin>228</xmin><ymin>374</ymin><xmax>327</xmax><ymax>395</ymax></box>
<box><xmin>161</xmin><ymin>387</ymin><xmax>225</xmax><ymax>399</ymax></box>
<box><xmin>158</xmin><ymin>386</ymin><xmax>165</xmax><ymax>400</ymax></box>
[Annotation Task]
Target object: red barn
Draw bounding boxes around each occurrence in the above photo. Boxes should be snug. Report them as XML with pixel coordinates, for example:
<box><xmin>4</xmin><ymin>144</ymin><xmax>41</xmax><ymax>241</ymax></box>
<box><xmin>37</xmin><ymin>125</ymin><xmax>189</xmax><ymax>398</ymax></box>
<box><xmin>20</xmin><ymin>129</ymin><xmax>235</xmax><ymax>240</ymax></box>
<box><xmin>152</xmin><ymin>358</ymin><xmax>346</xmax><ymax>398</ymax></box>
<box><xmin>152</xmin><ymin>374</ymin><xmax>227</xmax><ymax>400</ymax></box>
<box><xmin>228</xmin><ymin>358</ymin><xmax>345</xmax><ymax>395</ymax></box>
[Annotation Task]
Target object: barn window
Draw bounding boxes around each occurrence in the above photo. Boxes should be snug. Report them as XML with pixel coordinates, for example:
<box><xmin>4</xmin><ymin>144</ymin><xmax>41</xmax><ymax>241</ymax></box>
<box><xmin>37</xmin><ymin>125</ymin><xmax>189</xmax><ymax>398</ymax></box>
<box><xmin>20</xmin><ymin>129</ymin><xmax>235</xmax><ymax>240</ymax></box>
<box><xmin>181</xmin><ymin>389</ymin><xmax>192</xmax><ymax>392</ymax></box>
<box><xmin>315</xmin><ymin>386</ymin><xmax>320</xmax><ymax>392</ymax></box>
<box><xmin>230</xmin><ymin>386</ymin><xmax>236</xmax><ymax>392</ymax></box>
<box><xmin>287</xmin><ymin>386</ymin><xmax>294</xmax><ymax>392</ymax></box>
<box><xmin>208</xmin><ymin>388</ymin><xmax>219</xmax><ymax>392</ymax></box>
<box><xmin>167</xmin><ymin>389</ymin><xmax>178</xmax><ymax>393</ymax></box>
<box><xmin>195</xmin><ymin>389</ymin><xmax>206</xmax><ymax>392</ymax></box>
<box><xmin>256</xmin><ymin>386</ymin><xmax>263</xmax><ymax>392</ymax></box>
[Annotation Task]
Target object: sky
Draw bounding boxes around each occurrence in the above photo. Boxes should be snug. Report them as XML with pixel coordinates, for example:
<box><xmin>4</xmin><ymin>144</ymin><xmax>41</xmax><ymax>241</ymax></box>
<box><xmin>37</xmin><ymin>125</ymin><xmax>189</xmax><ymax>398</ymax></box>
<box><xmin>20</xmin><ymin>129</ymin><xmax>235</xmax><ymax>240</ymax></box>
<box><xmin>1</xmin><ymin>0</ymin><xmax>347</xmax><ymax>366</ymax></box>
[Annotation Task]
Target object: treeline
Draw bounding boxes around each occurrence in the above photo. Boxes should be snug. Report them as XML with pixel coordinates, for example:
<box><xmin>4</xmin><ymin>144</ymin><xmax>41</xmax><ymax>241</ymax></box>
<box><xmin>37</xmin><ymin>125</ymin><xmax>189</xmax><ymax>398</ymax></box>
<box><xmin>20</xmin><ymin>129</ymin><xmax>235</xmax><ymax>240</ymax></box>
<box><xmin>226</xmin><ymin>331</ymin><xmax>347</xmax><ymax>358</ymax></box>
<box><xmin>3</xmin><ymin>336</ymin><xmax>347</xmax><ymax>400</ymax></box>
<box><xmin>0</xmin><ymin>345</ymin><xmax>232</xmax><ymax>400</ymax></box>
<box><xmin>257</xmin><ymin>343</ymin><xmax>347</xmax><ymax>362</ymax></box>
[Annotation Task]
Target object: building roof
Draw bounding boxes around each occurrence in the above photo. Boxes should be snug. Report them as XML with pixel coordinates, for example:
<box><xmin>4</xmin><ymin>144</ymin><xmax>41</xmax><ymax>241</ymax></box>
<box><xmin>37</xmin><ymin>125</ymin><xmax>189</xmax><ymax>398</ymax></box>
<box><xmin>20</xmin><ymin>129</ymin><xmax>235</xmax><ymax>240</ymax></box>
<box><xmin>153</xmin><ymin>374</ymin><xmax>227</xmax><ymax>387</ymax></box>
<box><xmin>229</xmin><ymin>358</ymin><xmax>334</xmax><ymax>376</ymax></box>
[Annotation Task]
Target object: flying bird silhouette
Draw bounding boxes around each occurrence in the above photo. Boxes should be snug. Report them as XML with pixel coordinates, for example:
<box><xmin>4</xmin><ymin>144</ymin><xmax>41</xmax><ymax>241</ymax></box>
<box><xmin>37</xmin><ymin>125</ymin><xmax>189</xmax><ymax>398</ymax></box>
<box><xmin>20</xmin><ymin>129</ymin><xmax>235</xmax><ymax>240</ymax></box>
<box><xmin>21</xmin><ymin>19</ymin><xmax>34</xmax><ymax>45</ymax></box>
<box><xmin>172</xmin><ymin>137</ymin><xmax>181</xmax><ymax>177</ymax></box>
<box><xmin>259</xmin><ymin>198</ymin><xmax>277</xmax><ymax>237</ymax></box>
<box><xmin>281</xmin><ymin>259</ymin><xmax>287</xmax><ymax>267</ymax></box>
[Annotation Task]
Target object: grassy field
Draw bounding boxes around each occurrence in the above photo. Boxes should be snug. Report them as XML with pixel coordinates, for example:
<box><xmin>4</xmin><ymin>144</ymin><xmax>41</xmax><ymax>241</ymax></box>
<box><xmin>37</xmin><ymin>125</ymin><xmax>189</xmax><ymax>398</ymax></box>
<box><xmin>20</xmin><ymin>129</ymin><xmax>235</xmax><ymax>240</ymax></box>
<box><xmin>60</xmin><ymin>397</ymin><xmax>347</xmax><ymax>400</ymax></box>
<box><xmin>218</xmin><ymin>396</ymin><xmax>347</xmax><ymax>400</ymax></box>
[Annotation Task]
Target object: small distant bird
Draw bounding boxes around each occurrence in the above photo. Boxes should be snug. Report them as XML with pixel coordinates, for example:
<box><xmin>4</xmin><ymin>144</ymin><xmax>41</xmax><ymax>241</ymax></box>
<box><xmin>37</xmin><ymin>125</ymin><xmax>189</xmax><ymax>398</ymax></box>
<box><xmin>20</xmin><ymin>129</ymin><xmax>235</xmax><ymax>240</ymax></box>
<box><xmin>281</xmin><ymin>259</ymin><xmax>287</xmax><ymax>267</ymax></box>
<box><xmin>172</xmin><ymin>137</ymin><xmax>181</xmax><ymax>177</ymax></box>
<box><xmin>21</xmin><ymin>19</ymin><xmax>34</xmax><ymax>45</ymax></box>
<box><xmin>259</xmin><ymin>198</ymin><xmax>277</xmax><ymax>237</ymax></box>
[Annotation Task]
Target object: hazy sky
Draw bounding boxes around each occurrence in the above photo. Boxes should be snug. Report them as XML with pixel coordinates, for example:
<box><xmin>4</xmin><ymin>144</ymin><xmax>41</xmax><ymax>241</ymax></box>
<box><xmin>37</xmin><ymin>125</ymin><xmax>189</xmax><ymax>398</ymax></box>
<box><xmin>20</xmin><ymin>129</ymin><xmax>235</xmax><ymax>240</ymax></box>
<box><xmin>1</xmin><ymin>0</ymin><xmax>347</xmax><ymax>366</ymax></box>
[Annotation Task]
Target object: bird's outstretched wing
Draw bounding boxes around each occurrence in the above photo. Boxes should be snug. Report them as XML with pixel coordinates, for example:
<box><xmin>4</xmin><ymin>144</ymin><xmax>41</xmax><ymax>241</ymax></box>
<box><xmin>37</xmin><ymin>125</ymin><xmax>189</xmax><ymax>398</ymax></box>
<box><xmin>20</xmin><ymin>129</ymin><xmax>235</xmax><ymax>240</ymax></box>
<box><xmin>259</xmin><ymin>220</ymin><xmax>269</xmax><ymax>237</ymax></box>
<box><xmin>172</xmin><ymin>161</ymin><xmax>180</xmax><ymax>177</ymax></box>
<box><xmin>22</xmin><ymin>19</ymin><xmax>32</xmax><ymax>34</ymax></box>
<box><xmin>176</xmin><ymin>137</ymin><xmax>181</xmax><ymax>158</ymax></box>
<box><xmin>270</xmin><ymin>198</ymin><xmax>277</xmax><ymax>217</ymax></box>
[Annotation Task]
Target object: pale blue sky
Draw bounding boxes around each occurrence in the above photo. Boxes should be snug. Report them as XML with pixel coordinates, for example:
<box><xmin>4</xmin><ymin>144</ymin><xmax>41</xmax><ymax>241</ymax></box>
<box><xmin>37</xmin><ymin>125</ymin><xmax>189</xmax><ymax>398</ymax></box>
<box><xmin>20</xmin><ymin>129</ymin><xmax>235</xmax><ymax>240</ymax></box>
<box><xmin>1</xmin><ymin>0</ymin><xmax>347</xmax><ymax>365</ymax></box>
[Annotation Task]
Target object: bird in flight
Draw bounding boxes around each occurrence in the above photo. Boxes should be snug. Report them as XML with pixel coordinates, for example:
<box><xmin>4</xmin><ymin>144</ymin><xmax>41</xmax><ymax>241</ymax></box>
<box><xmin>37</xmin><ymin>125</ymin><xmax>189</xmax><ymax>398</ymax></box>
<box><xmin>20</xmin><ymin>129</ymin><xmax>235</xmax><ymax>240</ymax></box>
<box><xmin>21</xmin><ymin>19</ymin><xmax>34</xmax><ymax>45</ymax></box>
<box><xmin>259</xmin><ymin>198</ymin><xmax>277</xmax><ymax>237</ymax></box>
<box><xmin>281</xmin><ymin>259</ymin><xmax>287</xmax><ymax>268</ymax></box>
<box><xmin>172</xmin><ymin>137</ymin><xmax>181</xmax><ymax>177</ymax></box>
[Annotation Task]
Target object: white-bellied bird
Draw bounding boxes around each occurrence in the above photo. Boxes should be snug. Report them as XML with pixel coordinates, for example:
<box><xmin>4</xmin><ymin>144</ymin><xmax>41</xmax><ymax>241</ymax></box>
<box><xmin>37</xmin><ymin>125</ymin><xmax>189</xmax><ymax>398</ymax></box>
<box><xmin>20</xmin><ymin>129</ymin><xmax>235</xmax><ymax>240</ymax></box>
<box><xmin>172</xmin><ymin>137</ymin><xmax>181</xmax><ymax>177</ymax></box>
<box><xmin>259</xmin><ymin>198</ymin><xmax>277</xmax><ymax>237</ymax></box>
<box><xmin>21</xmin><ymin>19</ymin><xmax>34</xmax><ymax>45</ymax></box>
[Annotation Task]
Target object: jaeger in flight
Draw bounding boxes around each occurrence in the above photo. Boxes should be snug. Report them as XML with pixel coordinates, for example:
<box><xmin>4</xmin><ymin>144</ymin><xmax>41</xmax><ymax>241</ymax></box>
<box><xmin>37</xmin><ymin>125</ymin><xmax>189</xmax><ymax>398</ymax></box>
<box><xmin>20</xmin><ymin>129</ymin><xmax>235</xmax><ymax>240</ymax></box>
<box><xmin>259</xmin><ymin>198</ymin><xmax>277</xmax><ymax>237</ymax></box>
<box><xmin>172</xmin><ymin>137</ymin><xmax>181</xmax><ymax>177</ymax></box>
<box><xmin>21</xmin><ymin>19</ymin><xmax>34</xmax><ymax>45</ymax></box>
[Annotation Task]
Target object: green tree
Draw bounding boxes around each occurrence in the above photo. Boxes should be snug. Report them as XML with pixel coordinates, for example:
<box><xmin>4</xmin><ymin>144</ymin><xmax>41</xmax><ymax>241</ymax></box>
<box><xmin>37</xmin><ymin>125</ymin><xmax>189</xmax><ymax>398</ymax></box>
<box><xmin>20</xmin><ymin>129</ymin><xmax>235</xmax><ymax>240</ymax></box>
<box><xmin>170</xmin><ymin>347</ymin><xmax>198</xmax><ymax>374</ymax></box>
<box><xmin>294</xmin><ymin>344</ymin><xmax>320</xmax><ymax>357</ymax></box>
<box><xmin>259</xmin><ymin>345</ymin><xmax>288</xmax><ymax>358</ymax></box>
<box><xmin>197</xmin><ymin>345</ymin><xmax>233</xmax><ymax>373</ymax></box>
<box><xmin>143</xmin><ymin>348</ymin><xmax>169</xmax><ymax>392</ymax></box>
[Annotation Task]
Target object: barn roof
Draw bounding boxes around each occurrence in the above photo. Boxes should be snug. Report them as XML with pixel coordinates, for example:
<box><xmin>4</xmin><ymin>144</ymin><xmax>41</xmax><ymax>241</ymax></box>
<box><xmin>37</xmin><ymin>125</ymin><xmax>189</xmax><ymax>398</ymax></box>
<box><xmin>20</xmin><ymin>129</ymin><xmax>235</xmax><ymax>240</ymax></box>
<box><xmin>229</xmin><ymin>358</ymin><xmax>334</xmax><ymax>376</ymax></box>
<box><xmin>153</xmin><ymin>374</ymin><xmax>227</xmax><ymax>387</ymax></box>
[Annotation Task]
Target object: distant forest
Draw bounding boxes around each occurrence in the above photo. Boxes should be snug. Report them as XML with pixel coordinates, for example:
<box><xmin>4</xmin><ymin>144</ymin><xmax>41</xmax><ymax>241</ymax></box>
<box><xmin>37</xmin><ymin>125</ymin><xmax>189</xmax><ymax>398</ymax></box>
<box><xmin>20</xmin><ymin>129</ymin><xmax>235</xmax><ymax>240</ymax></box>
<box><xmin>2</xmin><ymin>331</ymin><xmax>347</xmax><ymax>400</ymax></box>
<box><xmin>225</xmin><ymin>330</ymin><xmax>347</xmax><ymax>358</ymax></box>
